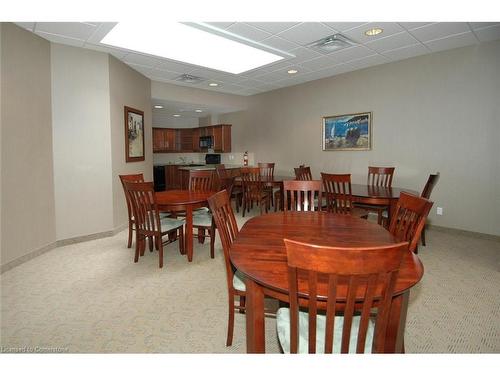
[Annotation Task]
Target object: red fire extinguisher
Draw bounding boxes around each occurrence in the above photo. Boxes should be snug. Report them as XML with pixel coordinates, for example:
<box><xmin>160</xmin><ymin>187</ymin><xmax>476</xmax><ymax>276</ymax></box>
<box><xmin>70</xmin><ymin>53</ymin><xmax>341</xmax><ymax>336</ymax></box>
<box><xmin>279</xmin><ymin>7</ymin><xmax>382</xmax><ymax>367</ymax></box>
<box><xmin>243</xmin><ymin>151</ymin><xmax>248</xmax><ymax>166</ymax></box>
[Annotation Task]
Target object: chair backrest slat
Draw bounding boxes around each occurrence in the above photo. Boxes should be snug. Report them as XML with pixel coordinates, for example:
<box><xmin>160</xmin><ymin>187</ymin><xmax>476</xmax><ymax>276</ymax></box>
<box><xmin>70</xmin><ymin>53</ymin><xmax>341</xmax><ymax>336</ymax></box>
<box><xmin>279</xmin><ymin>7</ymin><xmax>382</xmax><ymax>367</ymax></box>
<box><xmin>124</xmin><ymin>181</ymin><xmax>160</xmax><ymax>233</ymax></box>
<box><xmin>367</xmin><ymin>167</ymin><xmax>395</xmax><ymax>187</ymax></box>
<box><xmin>189</xmin><ymin>170</ymin><xmax>213</xmax><ymax>192</ymax></box>
<box><xmin>283</xmin><ymin>180</ymin><xmax>323</xmax><ymax>212</ymax></box>
<box><xmin>119</xmin><ymin>173</ymin><xmax>144</xmax><ymax>219</ymax></box>
<box><xmin>284</xmin><ymin>239</ymin><xmax>408</xmax><ymax>354</ymax></box>
<box><xmin>294</xmin><ymin>166</ymin><xmax>313</xmax><ymax>181</ymax></box>
<box><xmin>321</xmin><ymin>173</ymin><xmax>354</xmax><ymax>214</ymax></box>
<box><xmin>208</xmin><ymin>190</ymin><xmax>240</xmax><ymax>291</ymax></box>
<box><xmin>258</xmin><ymin>162</ymin><xmax>275</xmax><ymax>178</ymax></box>
<box><xmin>389</xmin><ymin>192</ymin><xmax>433</xmax><ymax>253</ymax></box>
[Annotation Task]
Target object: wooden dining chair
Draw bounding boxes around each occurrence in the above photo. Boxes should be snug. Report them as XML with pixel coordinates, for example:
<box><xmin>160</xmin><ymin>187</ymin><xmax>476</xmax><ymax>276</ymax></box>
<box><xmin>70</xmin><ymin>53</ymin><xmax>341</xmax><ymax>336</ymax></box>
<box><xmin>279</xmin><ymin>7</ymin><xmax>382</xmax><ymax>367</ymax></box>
<box><xmin>216</xmin><ymin>165</ymin><xmax>242</xmax><ymax>213</ymax></box>
<box><xmin>294</xmin><ymin>166</ymin><xmax>313</xmax><ymax>181</ymax></box>
<box><xmin>354</xmin><ymin>166</ymin><xmax>396</xmax><ymax>225</ymax></box>
<box><xmin>207</xmin><ymin>189</ymin><xmax>246</xmax><ymax>346</ymax></box>
<box><xmin>283</xmin><ymin>180</ymin><xmax>323</xmax><ymax>212</ymax></box>
<box><xmin>420</xmin><ymin>172</ymin><xmax>440</xmax><ymax>246</ymax></box>
<box><xmin>277</xmin><ymin>238</ymin><xmax>408</xmax><ymax>353</ymax></box>
<box><xmin>188</xmin><ymin>170</ymin><xmax>216</xmax><ymax>259</ymax></box>
<box><xmin>124</xmin><ymin>181</ymin><xmax>184</xmax><ymax>268</ymax></box>
<box><xmin>321</xmin><ymin>173</ymin><xmax>369</xmax><ymax>218</ymax></box>
<box><xmin>240</xmin><ymin>167</ymin><xmax>270</xmax><ymax>217</ymax></box>
<box><xmin>388</xmin><ymin>192</ymin><xmax>433</xmax><ymax>254</ymax></box>
<box><xmin>119</xmin><ymin>173</ymin><xmax>144</xmax><ymax>248</ymax></box>
<box><xmin>258</xmin><ymin>162</ymin><xmax>280</xmax><ymax>208</ymax></box>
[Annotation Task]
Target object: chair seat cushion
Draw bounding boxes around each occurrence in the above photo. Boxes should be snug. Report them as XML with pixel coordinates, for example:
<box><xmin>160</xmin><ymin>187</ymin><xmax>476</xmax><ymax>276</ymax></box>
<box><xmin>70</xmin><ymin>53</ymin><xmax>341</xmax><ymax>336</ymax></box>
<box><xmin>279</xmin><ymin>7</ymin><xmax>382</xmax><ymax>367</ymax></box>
<box><xmin>276</xmin><ymin>307</ymin><xmax>374</xmax><ymax>353</ymax></box>
<box><xmin>160</xmin><ymin>217</ymin><xmax>184</xmax><ymax>232</ymax></box>
<box><xmin>192</xmin><ymin>211</ymin><xmax>213</xmax><ymax>227</ymax></box>
<box><xmin>233</xmin><ymin>270</ymin><xmax>246</xmax><ymax>292</ymax></box>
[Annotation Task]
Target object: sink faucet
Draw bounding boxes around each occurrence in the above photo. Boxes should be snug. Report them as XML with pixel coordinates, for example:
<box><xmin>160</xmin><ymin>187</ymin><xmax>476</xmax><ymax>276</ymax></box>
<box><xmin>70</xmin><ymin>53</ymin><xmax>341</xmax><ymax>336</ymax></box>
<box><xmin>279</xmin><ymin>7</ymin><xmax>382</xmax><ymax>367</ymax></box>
<box><xmin>179</xmin><ymin>156</ymin><xmax>187</xmax><ymax>164</ymax></box>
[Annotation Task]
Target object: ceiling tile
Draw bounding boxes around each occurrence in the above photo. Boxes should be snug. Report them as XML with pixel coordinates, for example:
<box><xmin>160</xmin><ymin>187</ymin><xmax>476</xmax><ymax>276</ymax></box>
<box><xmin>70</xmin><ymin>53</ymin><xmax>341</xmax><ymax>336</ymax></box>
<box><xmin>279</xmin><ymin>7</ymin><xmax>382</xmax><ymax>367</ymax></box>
<box><xmin>342</xmin><ymin>22</ymin><xmax>406</xmax><ymax>43</ymax></box>
<box><xmin>255</xmin><ymin>65</ymin><xmax>312</xmax><ymax>81</ymax></box>
<box><xmin>35</xmin><ymin>22</ymin><xmax>97</xmax><ymax>41</ymax></box>
<box><xmin>365</xmin><ymin>32</ymin><xmax>420</xmax><ymax>53</ymax></box>
<box><xmin>206</xmin><ymin>22</ymin><xmax>235</xmax><ymax>29</ymax></box>
<box><xmin>150</xmin><ymin>69</ymin><xmax>184</xmax><ymax>80</ymax></box>
<box><xmin>278</xmin><ymin>22</ymin><xmax>336</xmax><ymax>46</ymax></box>
<box><xmin>35</xmin><ymin>31</ymin><xmax>85</xmax><ymax>47</ymax></box>
<box><xmin>383</xmin><ymin>43</ymin><xmax>430</xmax><ymax>61</ymax></box>
<box><xmin>322</xmin><ymin>22</ymin><xmax>369</xmax><ymax>32</ymax></box>
<box><xmin>328</xmin><ymin>45</ymin><xmax>376</xmax><ymax>63</ymax></box>
<box><xmin>15</xmin><ymin>22</ymin><xmax>35</xmax><ymax>31</ymax></box>
<box><xmin>468</xmin><ymin>22</ymin><xmax>500</xmax><ymax>30</ymax></box>
<box><xmin>425</xmin><ymin>32</ymin><xmax>478</xmax><ymax>52</ymax></box>
<box><xmin>399</xmin><ymin>22</ymin><xmax>434</xmax><ymax>30</ymax></box>
<box><xmin>347</xmin><ymin>54</ymin><xmax>390</xmax><ymax>70</ymax></box>
<box><xmin>409</xmin><ymin>22</ymin><xmax>470</xmax><ymax>42</ymax></box>
<box><xmin>473</xmin><ymin>24</ymin><xmax>500</xmax><ymax>42</ymax></box>
<box><xmin>300</xmin><ymin>55</ymin><xmax>339</xmax><ymax>70</ymax></box>
<box><xmin>246</xmin><ymin>22</ymin><xmax>300</xmax><ymax>34</ymax></box>
<box><xmin>237</xmin><ymin>78</ymin><xmax>268</xmax><ymax>88</ymax></box>
<box><xmin>260</xmin><ymin>36</ymin><xmax>299</xmax><ymax>52</ymax></box>
<box><xmin>225</xmin><ymin>23</ymin><xmax>273</xmax><ymax>41</ymax></box>
<box><xmin>122</xmin><ymin>53</ymin><xmax>163</xmax><ymax>68</ymax></box>
<box><xmin>156</xmin><ymin>59</ymin><xmax>196</xmax><ymax>74</ymax></box>
<box><xmin>286</xmin><ymin>46</ymin><xmax>322</xmax><ymax>64</ymax></box>
<box><xmin>83</xmin><ymin>43</ymin><xmax>129</xmax><ymax>59</ymax></box>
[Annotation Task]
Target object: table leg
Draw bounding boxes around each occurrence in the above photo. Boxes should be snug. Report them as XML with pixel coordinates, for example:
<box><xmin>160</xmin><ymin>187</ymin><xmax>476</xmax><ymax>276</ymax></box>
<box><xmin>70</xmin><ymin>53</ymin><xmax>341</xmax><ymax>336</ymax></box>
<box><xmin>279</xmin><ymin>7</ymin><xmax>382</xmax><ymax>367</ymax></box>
<box><xmin>245</xmin><ymin>278</ymin><xmax>265</xmax><ymax>353</ymax></box>
<box><xmin>185</xmin><ymin>205</ymin><xmax>194</xmax><ymax>262</ymax></box>
<box><xmin>279</xmin><ymin>183</ymin><xmax>284</xmax><ymax>211</ymax></box>
<box><xmin>384</xmin><ymin>291</ymin><xmax>409</xmax><ymax>353</ymax></box>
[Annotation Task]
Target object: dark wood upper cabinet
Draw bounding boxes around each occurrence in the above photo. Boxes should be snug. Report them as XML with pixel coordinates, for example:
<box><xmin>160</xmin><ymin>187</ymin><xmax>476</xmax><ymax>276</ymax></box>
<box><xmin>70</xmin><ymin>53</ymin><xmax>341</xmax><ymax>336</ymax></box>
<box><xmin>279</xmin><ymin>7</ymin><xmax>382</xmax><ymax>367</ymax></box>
<box><xmin>152</xmin><ymin>124</ymin><xmax>231</xmax><ymax>153</ymax></box>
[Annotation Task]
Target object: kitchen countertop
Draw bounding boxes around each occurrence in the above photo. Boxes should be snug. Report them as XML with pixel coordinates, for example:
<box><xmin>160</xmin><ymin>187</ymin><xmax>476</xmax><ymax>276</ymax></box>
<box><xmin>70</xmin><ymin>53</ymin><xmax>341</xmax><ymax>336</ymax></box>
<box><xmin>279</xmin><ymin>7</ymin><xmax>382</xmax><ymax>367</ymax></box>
<box><xmin>178</xmin><ymin>164</ymin><xmax>246</xmax><ymax>171</ymax></box>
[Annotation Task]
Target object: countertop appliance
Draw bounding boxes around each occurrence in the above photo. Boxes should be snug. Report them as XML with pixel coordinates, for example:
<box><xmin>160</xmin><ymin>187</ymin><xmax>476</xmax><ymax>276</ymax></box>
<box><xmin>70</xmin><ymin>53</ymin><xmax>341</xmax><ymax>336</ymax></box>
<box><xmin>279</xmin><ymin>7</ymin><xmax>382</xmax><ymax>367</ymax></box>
<box><xmin>199</xmin><ymin>135</ymin><xmax>213</xmax><ymax>149</ymax></box>
<box><xmin>205</xmin><ymin>153</ymin><xmax>221</xmax><ymax>165</ymax></box>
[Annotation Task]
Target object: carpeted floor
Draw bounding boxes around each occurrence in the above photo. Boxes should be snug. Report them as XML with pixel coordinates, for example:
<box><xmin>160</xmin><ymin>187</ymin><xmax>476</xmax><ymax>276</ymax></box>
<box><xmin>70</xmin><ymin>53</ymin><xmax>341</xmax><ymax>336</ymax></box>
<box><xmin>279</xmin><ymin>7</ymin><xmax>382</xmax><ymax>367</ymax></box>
<box><xmin>1</xmin><ymin>207</ymin><xmax>499</xmax><ymax>353</ymax></box>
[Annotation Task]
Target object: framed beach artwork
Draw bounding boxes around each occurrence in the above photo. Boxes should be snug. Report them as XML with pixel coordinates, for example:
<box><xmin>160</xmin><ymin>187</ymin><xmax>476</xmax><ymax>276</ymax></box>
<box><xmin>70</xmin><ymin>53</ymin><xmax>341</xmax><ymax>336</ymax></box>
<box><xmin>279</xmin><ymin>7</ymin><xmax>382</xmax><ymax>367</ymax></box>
<box><xmin>125</xmin><ymin>106</ymin><xmax>145</xmax><ymax>162</ymax></box>
<box><xmin>322</xmin><ymin>112</ymin><xmax>372</xmax><ymax>151</ymax></box>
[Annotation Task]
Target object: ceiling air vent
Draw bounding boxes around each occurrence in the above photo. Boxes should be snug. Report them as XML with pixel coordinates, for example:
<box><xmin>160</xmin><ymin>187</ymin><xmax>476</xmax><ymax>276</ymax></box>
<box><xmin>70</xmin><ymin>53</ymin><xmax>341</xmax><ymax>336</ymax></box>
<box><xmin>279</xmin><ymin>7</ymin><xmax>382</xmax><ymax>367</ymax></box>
<box><xmin>308</xmin><ymin>33</ymin><xmax>357</xmax><ymax>54</ymax></box>
<box><xmin>175</xmin><ymin>74</ymin><xmax>205</xmax><ymax>84</ymax></box>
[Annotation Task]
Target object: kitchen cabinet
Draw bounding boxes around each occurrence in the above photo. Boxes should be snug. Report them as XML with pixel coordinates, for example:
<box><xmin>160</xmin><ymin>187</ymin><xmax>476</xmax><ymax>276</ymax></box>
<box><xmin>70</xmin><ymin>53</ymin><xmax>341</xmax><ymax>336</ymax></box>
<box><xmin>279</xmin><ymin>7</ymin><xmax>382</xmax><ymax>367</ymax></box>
<box><xmin>152</xmin><ymin>124</ymin><xmax>231</xmax><ymax>153</ymax></box>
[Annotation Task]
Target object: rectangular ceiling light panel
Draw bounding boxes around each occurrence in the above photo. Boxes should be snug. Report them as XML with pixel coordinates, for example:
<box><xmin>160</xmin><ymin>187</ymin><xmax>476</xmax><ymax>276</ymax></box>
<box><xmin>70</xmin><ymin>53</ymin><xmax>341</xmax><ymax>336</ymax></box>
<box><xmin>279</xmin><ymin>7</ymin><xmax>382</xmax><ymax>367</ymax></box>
<box><xmin>100</xmin><ymin>23</ymin><xmax>284</xmax><ymax>74</ymax></box>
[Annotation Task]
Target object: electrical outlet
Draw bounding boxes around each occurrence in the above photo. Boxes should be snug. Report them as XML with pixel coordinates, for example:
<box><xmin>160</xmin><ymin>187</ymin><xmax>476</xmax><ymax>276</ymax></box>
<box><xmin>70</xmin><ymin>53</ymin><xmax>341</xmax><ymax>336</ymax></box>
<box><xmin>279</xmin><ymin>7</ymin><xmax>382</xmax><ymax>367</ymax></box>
<box><xmin>436</xmin><ymin>207</ymin><xmax>443</xmax><ymax>215</ymax></box>
<box><xmin>229</xmin><ymin>155</ymin><xmax>234</xmax><ymax>160</ymax></box>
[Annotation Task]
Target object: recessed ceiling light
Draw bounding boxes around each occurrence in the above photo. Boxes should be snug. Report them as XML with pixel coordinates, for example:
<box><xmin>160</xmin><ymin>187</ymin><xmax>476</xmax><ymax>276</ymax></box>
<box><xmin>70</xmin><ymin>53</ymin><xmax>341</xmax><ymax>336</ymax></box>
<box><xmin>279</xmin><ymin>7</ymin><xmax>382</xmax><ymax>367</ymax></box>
<box><xmin>195</xmin><ymin>109</ymin><xmax>203</xmax><ymax>113</ymax></box>
<box><xmin>365</xmin><ymin>28</ymin><xmax>383</xmax><ymax>36</ymax></box>
<box><xmin>287</xmin><ymin>69</ymin><xmax>298</xmax><ymax>74</ymax></box>
<box><xmin>173</xmin><ymin>114</ymin><xmax>181</xmax><ymax>117</ymax></box>
<box><xmin>208</xmin><ymin>83</ymin><xmax>219</xmax><ymax>87</ymax></box>
<box><xmin>154</xmin><ymin>105</ymin><xmax>163</xmax><ymax>109</ymax></box>
<box><xmin>100</xmin><ymin>22</ymin><xmax>284</xmax><ymax>74</ymax></box>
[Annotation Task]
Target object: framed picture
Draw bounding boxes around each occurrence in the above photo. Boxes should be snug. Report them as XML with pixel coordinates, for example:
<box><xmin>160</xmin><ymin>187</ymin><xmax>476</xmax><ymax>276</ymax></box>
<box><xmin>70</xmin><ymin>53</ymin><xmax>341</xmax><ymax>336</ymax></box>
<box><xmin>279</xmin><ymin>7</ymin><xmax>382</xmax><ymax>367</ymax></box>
<box><xmin>322</xmin><ymin>112</ymin><xmax>372</xmax><ymax>151</ymax></box>
<box><xmin>125</xmin><ymin>106</ymin><xmax>145</xmax><ymax>162</ymax></box>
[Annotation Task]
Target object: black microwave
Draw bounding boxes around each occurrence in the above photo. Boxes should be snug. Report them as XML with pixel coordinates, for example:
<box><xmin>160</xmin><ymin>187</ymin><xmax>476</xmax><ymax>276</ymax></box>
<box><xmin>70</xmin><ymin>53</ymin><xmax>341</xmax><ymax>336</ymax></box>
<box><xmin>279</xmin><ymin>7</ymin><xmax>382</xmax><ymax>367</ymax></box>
<box><xmin>199</xmin><ymin>136</ymin><xmax>213</xmax><ymax>149</ymax></box>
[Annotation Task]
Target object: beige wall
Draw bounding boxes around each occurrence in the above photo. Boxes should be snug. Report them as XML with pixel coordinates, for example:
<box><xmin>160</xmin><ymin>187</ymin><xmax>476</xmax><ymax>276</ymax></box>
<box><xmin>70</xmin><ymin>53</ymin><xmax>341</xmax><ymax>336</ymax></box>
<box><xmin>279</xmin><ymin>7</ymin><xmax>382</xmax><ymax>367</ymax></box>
<box><xmin>51</xmin><ymin>44</ymin><xmax>114</xmax><ymax>240</ymax></box>
<box><xmin>220</xmin><ymin>41</ymin><xmax>500</xmax><ymax>236</ymax></box>
<box><xmin>109</xmin><ymin>56</ymin><xmax>153</xmax><ymax>230</ymax></box>
<box><xmin>0</xmin><ymin>24</ymin><xmax>56</xmax><ymax>265</ymax></box>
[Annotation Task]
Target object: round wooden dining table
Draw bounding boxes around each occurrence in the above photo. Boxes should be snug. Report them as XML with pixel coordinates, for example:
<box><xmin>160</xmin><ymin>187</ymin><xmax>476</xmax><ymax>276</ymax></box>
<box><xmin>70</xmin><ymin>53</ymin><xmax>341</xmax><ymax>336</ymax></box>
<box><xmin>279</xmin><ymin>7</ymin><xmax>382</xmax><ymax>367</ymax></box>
<box><xmin>230</xmin><ymin>211</ymin><xmax>424</xmax><ymax>353</ymax></box>
<box><xmin>155</xmin><ymin>190</ymin><xmax>216</xmax><ymax>262</ymax></box>
<box><xmin>351</xmin><ymin>184</ymin><xmax>419</xmax><ymax>224</ymax></box>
